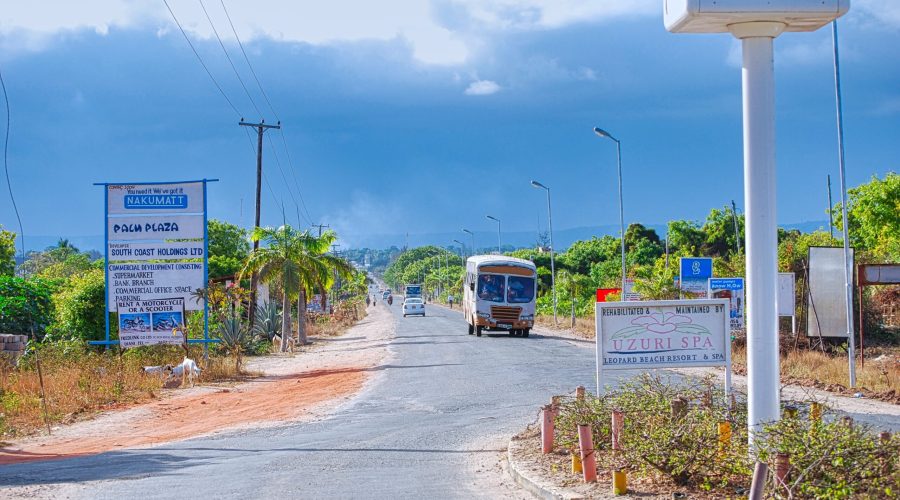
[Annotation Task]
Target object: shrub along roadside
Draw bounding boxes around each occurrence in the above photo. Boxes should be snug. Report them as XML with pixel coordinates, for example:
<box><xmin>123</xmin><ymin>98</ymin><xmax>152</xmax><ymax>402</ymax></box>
<box><xmin>551</xmin><ymin>375</ymin><xmax>898</xmax><ymax>499</ymax></box>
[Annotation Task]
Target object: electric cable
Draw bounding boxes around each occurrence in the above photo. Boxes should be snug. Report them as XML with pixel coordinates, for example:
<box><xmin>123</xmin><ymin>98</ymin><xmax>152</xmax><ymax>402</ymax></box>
<box><xmin>0</xmin><ymin>66</ymin><xmax>25</xmax><ymax>264</ymax></box>
<box><xmin>162</xmin><ymin>0</ymin><xmax>242</xmax><ymax>117</ymax></box>
<box><xmin>220</xmin><ymin>0</ymin><xmax>280</xmax><ymax>121</ymax></box>
<box><xmin>199</xmin><ymin>0</ymin><xmax>262</xmax><ymax>118</ymax></box>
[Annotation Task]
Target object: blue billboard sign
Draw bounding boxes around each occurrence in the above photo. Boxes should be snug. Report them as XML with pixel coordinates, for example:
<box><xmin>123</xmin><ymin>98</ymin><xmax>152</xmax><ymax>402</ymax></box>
<box><xmin>680</xmin><ymin>257</ymin><xmax>713</xmax><ymax>297</ymax></box>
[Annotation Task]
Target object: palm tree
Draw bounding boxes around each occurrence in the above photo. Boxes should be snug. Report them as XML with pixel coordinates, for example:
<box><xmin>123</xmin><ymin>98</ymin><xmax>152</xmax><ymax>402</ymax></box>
<box><xmin>241</xmin><ymin>226</ymin><xmax>352</xmax><ymax>351</ymax></box>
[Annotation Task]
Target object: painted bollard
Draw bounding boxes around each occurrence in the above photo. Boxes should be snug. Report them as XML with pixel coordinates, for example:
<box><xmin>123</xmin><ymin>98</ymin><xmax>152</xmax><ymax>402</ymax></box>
<box><xmin>718</xmin><ymin>421</ymin><xmax>732</xmax><ymax>455</ymax></box>
<box><xmin>541</xmin><ymin>405</ymin><xmax>554</xmax><ymax>454</ymax></box>
<box><xmin>611</xmin><ymin>410</ymin><xmax>624</xmax><ymax>452</ymax></box>
<box><xmin>775</xmin><ymin>453</ymin><xmax>791</xmax><ymax>490</ymax></box>
<box><xmin>612</xmin><ymin>470</ymin><xmax>627</xmax><ymax>495</ymax></box>
<box><xmin>576</xmin><ymin>385</ymin><xmax>585</xmax><ymax>402</ymax></box>
<box><xmin>577</xmin><ymin>424</ymin><xmax>597</xmax><ymax>483</ymax></box>
<box><xmin>783</xmin><ymin>405</ymin><xmax>797</xmax><ymax>419</ymax></box>
<box><xmin>571</xmin><ymin>452</ymin><xmax>582</xmax><ymax>474</ymax></box>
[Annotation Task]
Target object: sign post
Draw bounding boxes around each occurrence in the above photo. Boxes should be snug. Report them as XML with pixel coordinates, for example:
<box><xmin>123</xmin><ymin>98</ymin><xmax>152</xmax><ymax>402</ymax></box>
<box><xmin>595</xmin><ymin>299</ymin><xmax>731</xmax><ymax>400</ymax></box>
<box><xmin>708</xmin><ymin>278</ymin><xmax>745</xmax><ymax>332</ymax></box>
<box><xmin>93</xmin><ymin>179</ymin><xmax>218</xmax><ymax>349</ymax></box>
<box><xmin>679</xmin><ymin>257</ymin><xmax>713</xmax><ymax>298</ymax></box>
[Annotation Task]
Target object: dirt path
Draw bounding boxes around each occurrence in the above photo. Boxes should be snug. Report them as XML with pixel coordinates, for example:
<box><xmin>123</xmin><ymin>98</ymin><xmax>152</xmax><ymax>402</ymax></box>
<box><xmin>0</xmin><ymin>304</ymin><xmax>395</xmax><ymax>465</ymax></box>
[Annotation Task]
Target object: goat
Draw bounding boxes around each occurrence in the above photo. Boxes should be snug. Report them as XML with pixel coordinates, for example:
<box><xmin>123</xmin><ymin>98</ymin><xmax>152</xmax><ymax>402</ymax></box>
<box><xmin>142</xmin><ymin>365</ymin><xmax>173</xmax><ymax>378</ymax></box>
<box><xmin>167</xmin><ymin>357</ymin><xmax>202</xmax><ymax>387</ymax></box>
<box><xmin>272</xmin><ymin>334</ymin><xmax>296</xmax><ymax>353</ymax></box>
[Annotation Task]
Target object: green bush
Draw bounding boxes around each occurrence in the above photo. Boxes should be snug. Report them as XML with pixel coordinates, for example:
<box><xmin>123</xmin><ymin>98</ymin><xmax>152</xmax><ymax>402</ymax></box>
<box><xmin>48</xmin><ymin>268</ymin><xmax>106</xmax><ymax>341</ymax></box>
<box><xmin>0</xmin><ymin>276</ymin><xmax>56</xmax><ymax>335</ymax></box>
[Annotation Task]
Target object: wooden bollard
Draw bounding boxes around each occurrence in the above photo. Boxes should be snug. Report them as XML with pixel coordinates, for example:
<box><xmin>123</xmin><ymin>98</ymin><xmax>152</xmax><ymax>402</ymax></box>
<box><xmin>612</xmin><ymin>470</ymin><xmax>627</xmax><ymax>495</ymax></box>
<box><xmin>671</xmin><ymin>397</ymin><xmax>688</xmax><ymax>420</ymax></box>
<box><xmin>717</xmin><ymin>421</ymin><xmax>732</xmax><ymax>455</ymax></box>
<box><xmin>571</xmin><ymin>452</ymin><xmax>582</xmax><ymax>474</ymax></box>
<box><xmin>611</xmin><ymin>410</ymin><xmax>624</xmax><ymax>451</ymax></box>
<box><xmin>576</xmin><ymin>386</ymin><xmax>585</xmax><ymax>402</ymax></box>
<box><xmin>541</xmin><ymin>405</ymin><xmax>555</xmax><ymax>454</ymax></box>
<box><xmin>775</xmin><ymin>453</ymin><xmax>791</xmax><ymax>490</ymax></box>
<box><xmin>577</xmin><ymin>424</ymin><xmax>597</xmax><ymax>483</ymax></box>
<box><xmin>879</xmin><ymin>432</ymin><xmax>892</xmax><ymax>475</ymax></box>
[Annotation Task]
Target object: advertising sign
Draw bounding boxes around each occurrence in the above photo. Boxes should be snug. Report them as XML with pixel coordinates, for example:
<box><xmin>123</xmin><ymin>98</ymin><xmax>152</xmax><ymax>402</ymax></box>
<box><xmin>96</xmin><ymin>179</ymin><xmax>213</xmax><ymax>348</ymax></box>
<box><xmin>595</xmin><ymin>299</ymin><xmax>731</xmax><ymax>395</ymax></box>
<box><xmin>777</xmin><ymin>272</ymin><xmax>796</xmax><ymax>317</ymax></box>
<box><xmin>596</xmin><ymin>288</ymin><xmax>620</xmax><ymax>303</ymax></box>
<box><xmin>680</xmin><ymin>257</ymin><xmax>713</xmax><ymax>297</ymax></box>
<box><xmin>807</xmin><ymin>246</ymin><xmax>854</xmax><ymax>338</ymax></box>
<box><xmin>117</xmin><ymin>297</ymin><xmax>186</xmax><ymax>348</ymax></box>
<box><xmin>108</xmin><ymin>263</ymin><xmax>204</xmax><ymax>309</ymax></box>
<box><xmin>708</xmin><ymin>278</ymin><xmax>745</xmax><ymax>331</ymax></box>
<box><xmin>623</xmin><ymin>278</ymin><xmax>641</xmax><ymax>301</ymax></box>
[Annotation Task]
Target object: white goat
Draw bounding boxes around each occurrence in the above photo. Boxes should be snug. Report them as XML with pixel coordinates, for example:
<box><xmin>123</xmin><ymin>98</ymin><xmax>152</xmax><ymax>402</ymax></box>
<box><xmin>167</xmin><ymin>357</ymin><xmax>202</xmax><ymax>387</ymax></box>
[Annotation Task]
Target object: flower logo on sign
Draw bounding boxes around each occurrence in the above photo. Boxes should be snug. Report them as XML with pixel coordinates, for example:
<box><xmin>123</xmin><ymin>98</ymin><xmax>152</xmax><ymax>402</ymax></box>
<box><xmin>610</xmin><ymin>311</ymin><xmax>711</xmax><ymax>339</ymax></box>
<box><xmin>692</xmin><ymin>261</ymin><xmax>702</xmax><ymax>275</ymax></box>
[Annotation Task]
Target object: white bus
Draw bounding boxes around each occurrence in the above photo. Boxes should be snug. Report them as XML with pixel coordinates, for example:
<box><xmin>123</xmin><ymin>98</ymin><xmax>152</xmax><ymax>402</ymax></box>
<box><xmin>463</xmin><ymin>255</ymin><xmax>537</xmax><ymax>337</ymax></box>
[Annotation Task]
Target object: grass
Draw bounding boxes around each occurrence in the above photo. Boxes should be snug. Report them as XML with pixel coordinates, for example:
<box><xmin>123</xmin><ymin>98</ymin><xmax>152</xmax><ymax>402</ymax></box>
<box><xmin>535</xmin><ymin>314</ymin><xmax>594</xmax><ymax>338</ymax></box>
<box><xmin>732</xmin><ymin>345</ymin><xmax>900</xmax><ymax>396</ymax></box>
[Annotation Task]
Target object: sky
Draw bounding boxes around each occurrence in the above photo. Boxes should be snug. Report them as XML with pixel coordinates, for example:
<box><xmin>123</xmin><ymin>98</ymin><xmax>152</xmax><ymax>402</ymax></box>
<box><xmin>0</xmin><ymin>0</ymin><xmax>898</xmax><ymax>251</ymax></box>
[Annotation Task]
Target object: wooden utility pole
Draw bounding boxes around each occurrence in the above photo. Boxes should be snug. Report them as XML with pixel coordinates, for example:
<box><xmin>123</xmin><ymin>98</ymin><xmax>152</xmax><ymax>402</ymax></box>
<box><xmin>239</xmin><ymin>119</ymin><xmax>281</xmax><ymax>323</ymax></box>
<box><xmin>312</xmin><ymin>223</ymin><xmax>330</xmax><ymax>237</ymax></box>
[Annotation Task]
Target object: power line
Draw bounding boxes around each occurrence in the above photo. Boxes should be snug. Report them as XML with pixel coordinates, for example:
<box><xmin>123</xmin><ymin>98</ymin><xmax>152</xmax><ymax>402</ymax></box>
<box><xmin>278</xmin><ymin>129</ymin><xmax>314</xmax><ymax>224</ymax></box>
<box><xmin>220</xmin><ymin>0</ymin><xmax>280</xmax><ymax>121</ymax></box>
<box><xmin>266</xmin><ymin>139</ymin><xmax>305</xmax><ymax>227</ymax></box>
<box><xmin>0</xmin><ymin>66</ymin><xmax>25</xmax><ymax>265</ymax></box>
<box><xmin>199</xmin><ymin>0</ymin><xmax>261</xmax><ymax>118</ymax></box>
<box><xmin>162</xmin><ymin>0</ymin><xmax>242</xmax><ymax>117</ymax></box>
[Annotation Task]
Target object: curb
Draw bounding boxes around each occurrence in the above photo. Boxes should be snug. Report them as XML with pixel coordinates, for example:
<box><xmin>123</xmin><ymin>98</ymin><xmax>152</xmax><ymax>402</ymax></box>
<box><xmin>506</xmin><ymin>431</ymin><xmax>585</xmax><ymax>500</ymax></box>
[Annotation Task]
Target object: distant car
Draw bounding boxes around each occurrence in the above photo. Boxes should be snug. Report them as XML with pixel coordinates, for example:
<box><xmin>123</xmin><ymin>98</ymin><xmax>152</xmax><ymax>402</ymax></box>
<box><xmin>382</xmin><ymin>291</ymin><xmax>391</xmax><ymax>300</ymax></box>
<box><xmin>402</xmin><ymin>297</ymin><xmax>425</xmax><ymax>317</ymax></box>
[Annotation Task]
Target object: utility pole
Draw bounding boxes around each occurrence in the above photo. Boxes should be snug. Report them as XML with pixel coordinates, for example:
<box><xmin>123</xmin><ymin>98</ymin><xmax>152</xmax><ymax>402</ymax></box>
<box><xmin>827</xmin><ymin>174</ymin><xmax>835</xmax><ymax>240</ymax></box>
<box><xmin>731</xmin><ymin>200</ymin><xmax>741</xmax><ymax>255</ymax></box>
<box><xmin>239</xmin><ymin>118</ymin><xmax>281</xmax><ymax>324</ymax></box>
<box><xmin>312</xmin><ymin>223</ymin><xmax>330</xmax><ymax>237</ymax></box>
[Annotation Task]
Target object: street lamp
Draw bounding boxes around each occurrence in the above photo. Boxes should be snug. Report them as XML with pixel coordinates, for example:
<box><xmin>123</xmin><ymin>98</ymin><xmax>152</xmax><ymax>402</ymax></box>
<box><xmin>462</xmin><ymin>228</ymin><xmax>475</xmax><ymax>256</ymax></box>
<box><xmin>453</xmin><ymin>239</ymin><xmax>466</xmax><ymax>264</ymax></box>
<box><xmin>593</xmin><ymin>126</ymin><xmax>627</xmax><ymax>295</ymax></box>
<box><xmin>486</xmin><ymin>215</ymin><xmax>501</xmax><ymax>254</ymax></box>
<box><xmin>531</xmin><ymin>180</ymin><xmax>557</xmax><ymax>324</ymax></box>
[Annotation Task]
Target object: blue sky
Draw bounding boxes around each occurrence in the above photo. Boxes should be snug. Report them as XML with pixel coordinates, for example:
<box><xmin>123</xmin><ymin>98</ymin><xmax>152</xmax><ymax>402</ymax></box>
<box><xmin>0</xmin><ymin>1</ymin><xmax>898</xmax><ymax>251</ymax></box>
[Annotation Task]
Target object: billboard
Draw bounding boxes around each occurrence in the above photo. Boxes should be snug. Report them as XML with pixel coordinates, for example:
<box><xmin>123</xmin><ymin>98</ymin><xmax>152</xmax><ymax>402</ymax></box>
<box><xmin>777</xmin><ymin>272</ymin><xmax>796</xmax><ymax>317</ymax></box>
<box><xmin>708</xmin><ymin>278</ymin><xmax>745</xmax><ymax>331</ymax></box>
<box><xmin>105</xmin><ymin>182</ymin><xmax>206</xmax><ymax>313</ymax></box>
<box><xmin>117</xmin><ymin>298</ymin><xmax>186</xmax><ymax>348</ymax></box>
<box><xmin>806</xmin><ymin>246</ymin><xmax>854</xmax><ymax>338</ymax></box>
<box><xmin>623</xmin><ymin>278</ymin><xmax>641</xmax><ymax>301</ymax></box>
<box><xmin>680</xmin><ymin>257</ymin><xmax>713</xmax><ymax>297</ymax></box>
<box><xmin>595</xmin><ymin>299</ymin><xmax>732</xmax><ymax>396</ymax></box>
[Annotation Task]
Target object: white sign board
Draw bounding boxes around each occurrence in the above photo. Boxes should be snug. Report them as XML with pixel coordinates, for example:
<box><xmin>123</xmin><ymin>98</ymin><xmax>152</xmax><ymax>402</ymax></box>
<box><xmin>105</xmin><ymin>181</ymin><xmax>206</xmax><ymax>314</ymax></box>
<box><xmin>807</xmin><ymin>246</ymin><xmax>854</xmax><ymax>338</ymax></box>
<box><xmin>708</xmin><ymin>278</ymin><xmax>745</xmax><ymax>331</ymax></box>
<box><xmin>117</xmin><ymin>297</ymin><xmax>186</xmax><ymax>348</ymax></box>
<box><xmin>108</xmin><ymin>241</ymin><xmax>205</xmax><ymax>262</ymax></box>
<box><xmin>623</xmin><ymin>278</ymin><xmax>641</xmax><ymax>301</ymax></box>
<box><xmin>777</xmin><ymin>272</ymin><xmax>796</xmax><ymax>317</ymax></box>
<box><xmin>108</xmin><ymin>263</ymin><xmax>204</xmax><ymax>311</ymax></box>
<box><xmin>595</xmin><ymin>299</ymin><xmax>731</xmax><ymax>396</ymax></box>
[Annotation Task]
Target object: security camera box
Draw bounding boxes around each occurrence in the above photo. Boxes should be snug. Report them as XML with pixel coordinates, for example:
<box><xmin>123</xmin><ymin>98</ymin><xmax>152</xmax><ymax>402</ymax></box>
<box><xmin>664</xmin><ymin>0</ymin><xmax>849</xmax><ymax>33</ymax></box>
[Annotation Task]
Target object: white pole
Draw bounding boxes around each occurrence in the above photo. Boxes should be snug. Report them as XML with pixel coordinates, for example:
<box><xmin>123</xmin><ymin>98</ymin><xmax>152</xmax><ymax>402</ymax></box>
<box><xmin>732</xmin><ymin>21</ymin><xmax>785</xmax><ymax>443</ymax></box>
<box><xmin>546</xmin><ymin>188</ymin><xmax>557</xmax><ymax>324</ymax></box>
<box><xmin>616</xmin><ymin>140</ymin><xmax>626</xmax><ymax>294</ymax></box>
<box><xmin>832</xmin><ymin>20</ymin><xmax>856</xmax><ymax>388</ymax></box>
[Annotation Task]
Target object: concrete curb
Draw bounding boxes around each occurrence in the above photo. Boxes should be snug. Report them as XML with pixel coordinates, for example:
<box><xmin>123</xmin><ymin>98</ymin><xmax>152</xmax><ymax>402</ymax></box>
<box><xmin>506</xmin><ymin>431</ymin><xmax>585</xmax><ymax>500</ymax></box>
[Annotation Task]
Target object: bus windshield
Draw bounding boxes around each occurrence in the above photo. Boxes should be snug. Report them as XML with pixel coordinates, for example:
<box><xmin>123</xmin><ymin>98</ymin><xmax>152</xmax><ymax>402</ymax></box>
<box><xmin>477</xmin><ymin>274</ymin><xmax>505</xmax><ymax>303</ymax></box>
<box><xmin>507</xmin><ymin>276</ymin><xmax>535</xmax><ymax>303</ymax></box>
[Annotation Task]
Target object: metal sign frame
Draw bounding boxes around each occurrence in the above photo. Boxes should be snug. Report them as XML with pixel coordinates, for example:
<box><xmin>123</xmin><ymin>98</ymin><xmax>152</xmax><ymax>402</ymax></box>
<box><xmin>91</xmin><ymin>179</ymin><xmax>219</xmax><ymax>348</ymax></box>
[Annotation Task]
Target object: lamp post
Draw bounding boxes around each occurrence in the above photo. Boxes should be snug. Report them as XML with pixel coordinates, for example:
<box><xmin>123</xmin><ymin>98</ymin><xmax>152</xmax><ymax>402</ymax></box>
<box><xmin>453</xmin><ymin>239</ymin><xmax>466</xmax><ymax>264</ymax></box>
<box><xmin>531</xmin><ymin>180</ymin><xmax>557</xmax><ymax>324</ymax></box>
<box><xmin>486</xmin><ymin>215</ymin><xmax>501</xmax><ymax>254</ymax></box>
<box><xmin>593</xmin><ymin>127</ymin><xmax>627</xmax><ymax>294</ymax></box>
<box><xmin>462</xmin><ymin>228</ymin><xmax>475</xmax><ymax>257</ymax></box>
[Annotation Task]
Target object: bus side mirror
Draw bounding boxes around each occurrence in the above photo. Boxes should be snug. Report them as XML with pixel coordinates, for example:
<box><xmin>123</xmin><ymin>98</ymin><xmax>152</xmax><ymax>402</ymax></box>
<box><xmin>469</xmin><ymin>282</ymin><xmax>475</xmax><ymax>291</ymax></box>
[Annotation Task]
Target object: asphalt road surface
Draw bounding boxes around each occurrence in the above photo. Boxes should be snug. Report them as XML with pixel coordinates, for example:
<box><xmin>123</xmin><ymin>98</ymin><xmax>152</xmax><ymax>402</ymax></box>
<box><xmin>2</xmin><ymin>303</ymin><xmax>618</xmax><ymax>499</ymax></box>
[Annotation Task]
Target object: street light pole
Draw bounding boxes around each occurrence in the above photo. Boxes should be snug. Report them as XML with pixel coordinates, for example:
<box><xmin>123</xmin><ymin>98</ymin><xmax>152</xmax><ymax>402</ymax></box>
<box><xmin>486</xmin><ymin>216</ymin><xmax>501</xmax><ymax>254</ymax></box>
<box><xmin>532</xmin><ymin>180</ymin><xmax>557</xmax><ymax>324</ymax></box>
<box><xmin>462</xmin><ymin>229</ymin><xmax>475</xmax><ymax>257</ymax></box>
<box><xmin>593</xmin><ymin>127</ymin><xmax>627</xmax><ymax>294</ymax></box>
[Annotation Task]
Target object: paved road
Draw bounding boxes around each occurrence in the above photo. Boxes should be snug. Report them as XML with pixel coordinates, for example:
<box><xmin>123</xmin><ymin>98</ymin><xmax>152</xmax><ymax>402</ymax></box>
<box><xmin>2</xmin><ymin>303</ymin><xmax>609</xmax><ymax>499</ymax></box>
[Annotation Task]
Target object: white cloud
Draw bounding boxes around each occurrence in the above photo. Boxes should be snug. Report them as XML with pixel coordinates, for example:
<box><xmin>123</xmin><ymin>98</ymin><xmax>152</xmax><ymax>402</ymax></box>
<box><xmin>464</xmin><ymin>79</ymin><xmax>501</xmax><ymax>95</ymax></box>
<box><xmin>854</xmin><ymin>0</ymin><xmax>900</xmax><ymax>28</ymax></box>
<box><xmin>446</xmin><ymin>0</ymin><xmax>657</xmax><ymax>30</ymax></box>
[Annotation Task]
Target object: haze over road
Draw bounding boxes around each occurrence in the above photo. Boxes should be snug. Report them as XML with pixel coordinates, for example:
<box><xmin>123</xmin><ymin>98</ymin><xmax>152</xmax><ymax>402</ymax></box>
<box><xmin>1</xmin><ymin>302</ymin><xmax>606</xmax><ymax>498</ymax></box>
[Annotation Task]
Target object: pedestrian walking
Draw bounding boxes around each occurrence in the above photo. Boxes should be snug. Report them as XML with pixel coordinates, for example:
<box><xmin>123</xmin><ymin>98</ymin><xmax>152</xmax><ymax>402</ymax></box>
<box><xmin>366</xmin><ymin>295</ymin><xmax>370</xmax><ymax>307</ymax></box>
<box><xmin>448</xmin><ymin>295</ymin><xmax>454</xmax><ymax>309</ymax></box>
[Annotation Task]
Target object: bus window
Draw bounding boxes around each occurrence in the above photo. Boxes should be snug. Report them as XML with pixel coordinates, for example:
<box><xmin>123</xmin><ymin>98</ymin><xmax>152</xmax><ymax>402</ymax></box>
<box><xmin>477</xmin><ymin>274</ymin><xmax>505</xmax><ymax>302</ymax></box>
<box><xmin>507</xmin><ymin>276</ymin><xmax>535</xmax><ymax>304</ymax></box>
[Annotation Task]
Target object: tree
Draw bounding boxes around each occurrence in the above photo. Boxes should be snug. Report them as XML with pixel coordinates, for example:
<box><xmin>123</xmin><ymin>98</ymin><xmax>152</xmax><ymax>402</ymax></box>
<box><xmin>19</xmin><ymin>239</ymin><xmax>97</xmax><ymax>279</ymax></box>
<box><xmin>208</xmin><ymin>219</ymin><xmax>251</xmax><ymax>278</ymax></box>
<box><xmin>242</xmin><ymin>226</ymin><xmax>352</xmax><ymax>350</ymax></box>
<box><xmin>0</xmin><ymin>276</ymin><xmax>55</xmax><ymax>335</ymax></box>
<box><xmin>0</xmin><ymin>226</ymin><xmax>15</xmax><ymax>277</ymax></box>
<box><xmin>47</xmin><ymin>268</ymin><xmax>106</xmax><ymax>341</ymax></box>
<box><xmin>833</xmin><ymin>172</ymin><xmax>899</xmax><ymax>262</ymax></box>
<box><xmin>667</xmin><ymin>220</ymin><xmax>705</xmax><ymax>255</ymax></box>
<box><xmin>701</xmin><ymin>206</ymin><xmax>744</xmax><ymax>257</ymax></box>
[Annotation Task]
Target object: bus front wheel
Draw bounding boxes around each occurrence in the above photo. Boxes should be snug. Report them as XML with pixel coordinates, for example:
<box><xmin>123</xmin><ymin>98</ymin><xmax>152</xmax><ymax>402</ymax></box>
<box><xmin>523</xmin><ymin>328</ymin><xmax>530</xmax><ymax>337</ymax></box>
<box><xmin>476</xmin><ymin>326</ymin><xmax>483</xmax><ymax>337</ymax></box>
<box><xmin>468</xmin><ymin>323</ymin><xmax>474</xmax><ymax>335</ymax></box>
